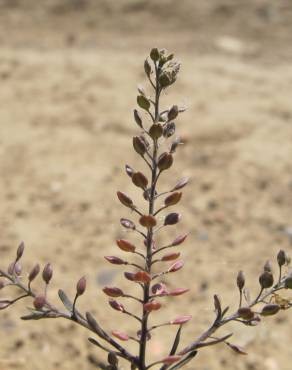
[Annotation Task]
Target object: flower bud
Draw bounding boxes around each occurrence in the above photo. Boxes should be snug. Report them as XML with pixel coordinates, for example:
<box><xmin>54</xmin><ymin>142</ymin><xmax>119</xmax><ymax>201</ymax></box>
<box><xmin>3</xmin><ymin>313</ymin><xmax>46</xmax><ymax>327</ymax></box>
<box><xmin>103</xmin><ymin>287</ymin><xmax>124</xmax><ymax>297</ymax></box>
<box><xmin>33</xmin><ymin>295</ymin><xmax>46</xmax><ymax>310</ymax></box>
<box><xmin>171</xmin><ymin>233</ymin><xmax>188</xmax><ymax>246</ymax></box>
<box><xmin>134</xmin><ymin>109</ymin><xmax>143</xmax><ymax>128</ymax></box>
<box><xmin>132</xmin><ymin>172</ymin><xmax>148</xmax><ymax>190</ymax></box>
<box><xmin>164</xmin><ymin>212</ymin><xmax>181</xmax><ymax>226</ymax></box>
<box><xmin>157</xmin><ymin>152</ymin><xmax>173</xmax><ymax>171</ymax></box>
<box><xmin>109</xmin><ymin>299</ymin><xmax>124</xmax><ymax>312</ymax></box>
<box><xmin>236</xmin><ymin>270</ymin><xmax>245</xmax><ymax>291</ymax></box>
<box><xmin>144</xmin><ymin>300</ymin><xmax>161</xmax><ymax>312</ymax></box>
<box><xmin>161</xmin><ymin>356</ymin><xmax>181</xmax><ymax>365</ymax></box>
<box><xmin>149</xmin><ymin>124</ymin><xmax>163</xmax><ymax>139</ymax></box>
<box><xmin>259</xmin><ymin>271</ymin><xmax>274</xmax><ymax>289</ymax></box>
<box><xmin>29</xmin><ymin>264</ymin><xmax>40</xmax><ymax>282</ymax></box>
<box><xmin>144</xmin><ymin>59</ymin><xmax>151</xmax><ymax>77</ymax></box>
<box><xmin>150</xmin><ymin>48</ymin><xmax>160</xmax><ymax>61</ymax></box>
<box><xmin>16</xmin><ymin>241</ymin><xmax>25</xmax><ymax>261</ymax></box>
<box><xmin>105</xmin><ymin>256</ymin><xmax>125</xmax><ymax>265</ymax></box>
<box><xmin>42</xmin><ymin>263</ymin><xmax>53</xmax><ymax>284</ymax></box>
<box><xmin>120</xmin><ymin>218</ymin><xmax>135</xmax><ymax>230</ymax></box>
<box><xmin>260</xmin><ymin>304</ymin><xmax>280</xmax><ymax>316</ymax></box>
<box><xmin>137</xmin><ymin>95</ymin><xmax>150</xmax><ymax>111</ymax></box>
<box><xmin>170</xmin><ymin>315</ymin><xmax>192</xmax><ymax>325</ymax></box>
<box><xmin>171</xmin><ymin>177</ymin><xmax>189</xmax><ymax>191</ymax></box>
<box><xmin>133</xmin><ymin>271</ymin><xmax>151</xmax><ymax>283</ymax></box>
<box><xmin>264</xmin><ymin>260</ymin><xmax>272</xmax><ymax>273</ymax></box>
<box><xmin>169</xmin><ymin>288</ymin><xmax>189</xmax><ymax>296</ymax></box>
<box><xmin>125</xmin><ymin>164</ymin><xmax>134</xmax><ymax>178</ymax></box>
<box><xmin>168</xmin><ymin>105</ymin><xmax>179</xmax><ymax>120</ymax></box>
<box><xmin>164</xmin><ymin>192</ymin><xmax>182</xmax><ymax>207</ymax></box>
<box><xmin>139</xmin><ymin>215</ymin><xmax>157</xmax><ymax>228</ymax></box>
<box><xmin>76</xmin><ymin>276</ymin><xmax>86</xmax><ymax>296</ymax></box>
<box><xmin>277</xmin><ymin>250</ymin><xmax>286</xmax><ymax>267</ymax></box>
<box><xmin>161</xmin><ymin>252</ymin><xmax>180</xmax><ymax>261</ymax></box>
<box><xmin>237</xmin><ymin>307</ymin><xmax>254</xmax><ymax>320</ymax></box>
<box><xmin>168</xmin><ymin>260</ymin><xmax>184</xmax><ymax>273</ymax></box>
<box><xmin>116</xmin><ymin>239</ymin><xmax>136</xmax><ymax>253</ymax></box>
<box><xmin>112</xmin><ymin>330</ymin><xmax>129</xmax><ymax>341</ymax></box>
<box><xmin>117</xmin><ymin>191</ymin><xmax>134</xmax><ymax>208</ymax></box>
<box><xmin>14</xmin><ymin>262</ymin><xmax>22</xmax><ymax>276</ymax></box>
<box><xmin>133</xmin><ymin>136</ymin><xmax>147</xmax><ymax>156</ymax></box>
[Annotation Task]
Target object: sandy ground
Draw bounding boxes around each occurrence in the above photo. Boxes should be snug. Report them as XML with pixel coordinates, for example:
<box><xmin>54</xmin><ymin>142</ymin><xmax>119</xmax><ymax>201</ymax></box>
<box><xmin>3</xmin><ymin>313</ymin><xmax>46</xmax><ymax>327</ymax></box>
<box><xmin>0</xmin><ymin>1</ymin><xmax>292</xmax><ymax>370</ymax></box>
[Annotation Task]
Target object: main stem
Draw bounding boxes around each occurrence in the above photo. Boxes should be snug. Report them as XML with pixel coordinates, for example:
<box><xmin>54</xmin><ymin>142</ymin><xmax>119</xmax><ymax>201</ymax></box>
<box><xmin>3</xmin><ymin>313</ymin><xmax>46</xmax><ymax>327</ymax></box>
<box><xmin>139</xmin><ymin>62</ymin><xmax>160</xmax><ymax>370</ymax></box>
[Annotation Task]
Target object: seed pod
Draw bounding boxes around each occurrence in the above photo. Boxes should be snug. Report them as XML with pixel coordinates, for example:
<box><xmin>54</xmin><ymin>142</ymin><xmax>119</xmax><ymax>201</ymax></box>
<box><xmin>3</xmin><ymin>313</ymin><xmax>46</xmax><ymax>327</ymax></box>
<box><xmin>285</xmin><ymin>276</ymin><xmax>292</xmax><ymax>289</ymax></box>
<box><xmin>125</xmin><ymin>164</ymin><xmax>134</xmax><ymax>178</ymax></box>
<box><xmin>120</xmin><ymin>218</ymin><xmax>135</xmax><ymax>230</ymax></box>
<box><xmin>172</xmin><ymin>233</ymin><xmax>188</xmax><ymax>246</ymax></box>
<box><xmin>117</xmin><ymin>191</ymin><xmax>134</xmax><ymax>208</ymax></box>
<box><xmin>133</xmin><ymin>271</ymin><xmax>151</xmax><ymax>283</ymax></box>
<box><xmin>170</xmin><ymin>315</ymin><xmax>192</xmax><ymax>325</ymax></box>
<box><xmin>133</xmin><ymin>136</ymin><xmax>147</xmax><ymax>156</ymax></box>
<box><xmin>42</xmin><ymin>263</ymin><xmax>53</xmax><ymax>284</ymax></box>
<box><xmin>14</xmin><ymin>262</ymin><xmax>22</xmax><ymax>276</ymax></box>
<box><xmin>168</xmin><ymin>105</ymin><xmax>179</xmax><ymax>120</ymax></box>
<box><xmin>137</xmin><ymin>95</ymin><xmax>150</xmax><ymax>111</ymax></box>
<box><xmin>164</xmin><ymin>192</ymin><xmax>182</xmax><ymax>207</ymax></box>
<box><xmin>124</xmin><ymin>272</ymin><xmax>135</xmax><ymax>281</ymax></box>
<box><xmin>139</xmin><ymin>215</ymin><xmax>157</xmax><ymax>228</ymax></box>
<box><xmin>108</xmin><ymin>352</ymin><xmax>118</xmax><ymax>367</ymax></box>
<box><xmin>164</xmin><ymin>212</ymin><xmax>181</xmax><ymax>226</ymax></box>
<box><xmin>134</xmin><ymin>109</ymin><xmax>143</xmax><ymax>128</ymax></box>
<box><xmin>29</xmin><ymin>264</ymin><xmax>40</xmax><ymax>282</ymax></box>
<box><xmin>237</xmin><ymin>307</ymin><xmax>254</xmax><ymax>320</ymax></box>
<box><xmin>144</xmin><ymin>59</ymin><xmax>151</xmax><ymax>77</ymax></box>
<box><xmin>149</xmin><ymin>124</ymin><xmax>163</xmax><ymax>140</ymax></box>
<box><xmin>116</xmin><ymin>239</ymin><xmax>136</xmax><ymax>253</ymax></box>
<box><xmin>163</xmin><ymin>122</ymin><xmax>176</xmax><ymax>138</ymax></box>
<box><xmin>152</xmin><ymin>283</ymin><xmax>168</xmax><ymax>295</ymax></box>
<box><xmin>109</xmin><ymin>299</ymin><xmax>125</xmax><ymax>312</ymax></box>
<box><xmin>132</xmin><ymin>172</ymin><xmax>148</xmax><ymax>190</ymax></box>
<box><xmin>237</xmin><ymin>271</ymin><xmax>245</xmax><ymax>291</ymax></box>
<box><xmin>277</xmin><ymin>250</ymin><xmax>286</xmax><ymax>267</ymax></box>
<box><xmin>161</xmin><ymin>356</ymin><xmax>181</xmax><ymax>365</ymax></box>
<box><xmin>105</xmin><ymin>256</ymin><xmax>125</xmax><ymax>265</ymax></box>
<box><xmin>16</xmin><ymin>241</ymin><xmax>25</xmax><ymax>261</ymax></box>
<box><xmin>150</xmin><ymin>48</ymin><xmax>160</xmax><ymax>61</ymax></box>
<box><xmin>103</xmin><ymin>287</ymin><xmax>124</xmax><ymax>297</ymax></box>
<box><xmin>76</xmin><ymin>276</ymin><xmax>86</xmax><ymax>296</ymax></box>
<box><xmin>161</xmin><ymin>252</ymin><xmax>180</xmax><ymax>261</ymax></box>
<box><xmin>169</xmin><ymin>288</ymin><xmax>189</xmax><ymax>296</ymax></box>
<box><xmin>171</xmin><ymin>177</ymin><xmax>189</xmax><ymax>191</ymax></box>
<box><xmin>264</xmin><ymin>260</ymin><xmax>272</xmax><ymax>273</ymax></box>
<box><xmin>259</xmin><ymin>271</ymin><xmax>274</xmax><ymax>289</ymax></box>
<box><xmin>144</xmin><ymin>300</ymin><xmax>161</xmax><ymax>312</ymax></box>
<box><xmin>112</xmin><ymin>330</ymin><xmax>129</xmax><ymax>341</ymax></box>
<box><xmin>33</xmin><ymin>295</ymin><xmax>46</xmax><ymax>310</ymax></box>
<box><xmin>168</xmin><ymin>260</ymin><xmax>184</xmax><ymax>273</ymax></box>
<box><xmin>261</xmin><ymin>304</ymin><xmax>280</xmax><ymax>316</ymax></box>
<box><xmin>159</xmin><ymin>73</ymin><xmax>172</xmax><ymax>88</ymax></box>
<box><xmin>157</xmin><ymin>152</ymin><xmax>173</xmax><ymax>171</ymax></box>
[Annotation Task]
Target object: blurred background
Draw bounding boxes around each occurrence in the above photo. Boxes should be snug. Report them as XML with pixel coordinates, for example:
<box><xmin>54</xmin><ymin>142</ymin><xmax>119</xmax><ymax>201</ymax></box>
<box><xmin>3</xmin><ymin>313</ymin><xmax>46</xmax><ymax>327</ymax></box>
<box><xmin>0</xmin><ymin>1</ymin><xmax>292</xmax><ymax>369</ymax></box>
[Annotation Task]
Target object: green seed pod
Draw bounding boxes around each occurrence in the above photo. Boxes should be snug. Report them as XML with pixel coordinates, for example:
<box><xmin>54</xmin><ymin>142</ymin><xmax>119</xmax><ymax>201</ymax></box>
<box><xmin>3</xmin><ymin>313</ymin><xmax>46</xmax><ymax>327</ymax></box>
<box><xmin>133</xmin><ymin>109</ymin><xmax>143</xmax><ymax>128</ymax></box>
<box><xmin>144</xmin><ymin>59</ymin><xmax>151</xmax><ymax>77</ymax></box>
<box><xmin>261</xmin><ymin>304</ymin><xmax>280</xmax><ymax>316</ymax></box>
<box><xmin>150</xmin><ymin>48</ymin><xmax>160</xmax><ymax>61</ymax></box>
<box><xmin>157</xmin><ymin>152</ymin><xmax>173</xmax><ymax>171</ymax></box>
<box><xmin>137</xmin><ymin>95</ymin><xmax>150</xmax><ymax>111</ymax></box>
<box><xmin>168</xmin><ymin>105</ymin><xmax>179</xmax><ymax>120</ymax></box>
<box><xmin>159</xmin><ymin>73</ymin><xmax>171</xmax><ymax>88</ymax></box>
<box><xmin>149</xmin><ymin>124</ymin><xmax>163</xmax><ymax>139</ymax></box>
<box><xmin>259</xmin><ymin>271</ymin><xmax>274</xmax><ymax>289</ymax></box>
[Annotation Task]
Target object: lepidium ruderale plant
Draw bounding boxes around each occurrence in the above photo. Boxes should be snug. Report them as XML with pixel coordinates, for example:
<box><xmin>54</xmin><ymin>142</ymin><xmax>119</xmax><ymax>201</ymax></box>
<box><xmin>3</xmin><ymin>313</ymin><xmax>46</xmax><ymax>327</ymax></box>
<box><xmin>1</xmin><ymin>48</ymin><xmax>292</xmax><ymax>370</ymax></box>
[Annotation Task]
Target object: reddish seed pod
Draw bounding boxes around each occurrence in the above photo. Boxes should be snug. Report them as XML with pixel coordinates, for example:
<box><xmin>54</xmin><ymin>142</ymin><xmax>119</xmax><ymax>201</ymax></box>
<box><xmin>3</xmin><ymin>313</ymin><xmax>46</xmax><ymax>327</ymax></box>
<box><xmin>164</xmin><ymin>213</ymin><xmax>181</xmax><ymax>226</ymax></box>
<box><xmin>124</xmin><ymin>272</ymin><xmax>135</xmax><ymax>281</ymax></box>
<box><xmin>161</xmin><ymin>252</ymin><xmax>180</xmax><ymax>262</ymax></box>
<box><xmin>133</xmin><ymin>271</ymin><xmax>151</xmax><ymax>283</ymax></box>
<box><xmin>76</xmin><ymin>276</ymin><xmax>86</xmax><ymax>296</ymax></box>
<box><xmin>104</xmin><ymin>256</ymin><xmax>125</xmax><ymax>265</ymax></box>
<box><xmin>144</xmin><ymin>301</ymin><xmax>161</xmax><ymax>312</ymax></box>
<box><xmin>116</xmin><ymin>239</ymin><xmax>136</xmax><ymax>253</ymax></box>
<box><xmin>157</xmin><ymin>152</ymin><xmax>173</xmax><ymax>171</ymax></box>
<box><xmin>117</xmin><ymin>191</ymin><xmax>134</xmax><ymax>208</ymax></box>
<box><xmin>132</xmin><ymin>172</ymin><xmax>148</xmax><ymax>190</ymax></box>
<box><xmin>109</xmin><ymin>299</ymin><xmax>124</xmax><ymax>312</ymax></box>
<box><xmin>168</xmin><ymin>260</ymin><xmax>184</xmax><ymax>273</ymax></box>
<box><xmin>112</xmin><ymin>330</ymin><xmax>129</xmax><ymax>341</ymax></box>
<box><xmin>149</xmin><ymin>124</ymin><xmax>163</xmax><ymax>139</ymax></box>
<box><xmin>33</xmin><ymin>295</ymin><xmax>46</xmax><ymax>310</ymax></box>
<box><xmin>237</xmin><ymin>307</ymin><xmax>254</xmax><ymax>320</ymax></box>
<box><xmin>16</xmin><ymin>241</ymin><xmax>25</xmax><ymax>261</ymax></box>
<box><xmin>170</xmin><ymin>315</ymin><xmax>192</xmax><ymax>325</ymax></box>
<box><xmin>161</xmin><ymin>355</ymin><xmax>182</xmax><ymax>365</ymax></box>
<box><xmin>164</xmin><ymin>192</ymin><xmax>182</xmax><ymax>207</ymax></box>
<box><xmin>29</xmin><ymin>264</ymin><xmax>40</xmax><ymax>282</ymax></box>
<box><xmin>42</xmin><ymin>263</ymin><xmax>53</xmax><ymax>284</ymax></box>
<box><xmin>103</xmin><ymin>287</ymin><xmax>124</xmax><ymax>297</ymax></box>
<box><xmin>133</xmin><ymin>136</ymin><xmax>147</xmax><ymax>156</ymax></box>
<box><xmin>172</xmin><ymin>233</ymin><xmax>188</xmax><ymax>246</ymax></box>
<box><xmin>139</xmin><ymin>215</ymin><xmax>157</xmax><ymax>228</ymax></box>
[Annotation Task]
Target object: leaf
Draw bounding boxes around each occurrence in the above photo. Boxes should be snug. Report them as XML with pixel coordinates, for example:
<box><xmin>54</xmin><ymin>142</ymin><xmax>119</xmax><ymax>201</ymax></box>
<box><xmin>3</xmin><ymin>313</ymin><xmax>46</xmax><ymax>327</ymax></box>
<box><xmin>21</xmin><ymin>312</ymin><xmax>48</xmax><ymax>320</ymax></box>
<box><xmin>170</xmin><ymin>326</ymin><xmax>182</xmax><ymax>355</ymax></box>
<box><xmin>214</xmin><ymin>294</ymin><xmax>222</xmax><ymax>320</ymax></box>
<box><xmin>167</xmin><ymin>351</ymin><xmax>197</xmax><ymax>370</ymax></box>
